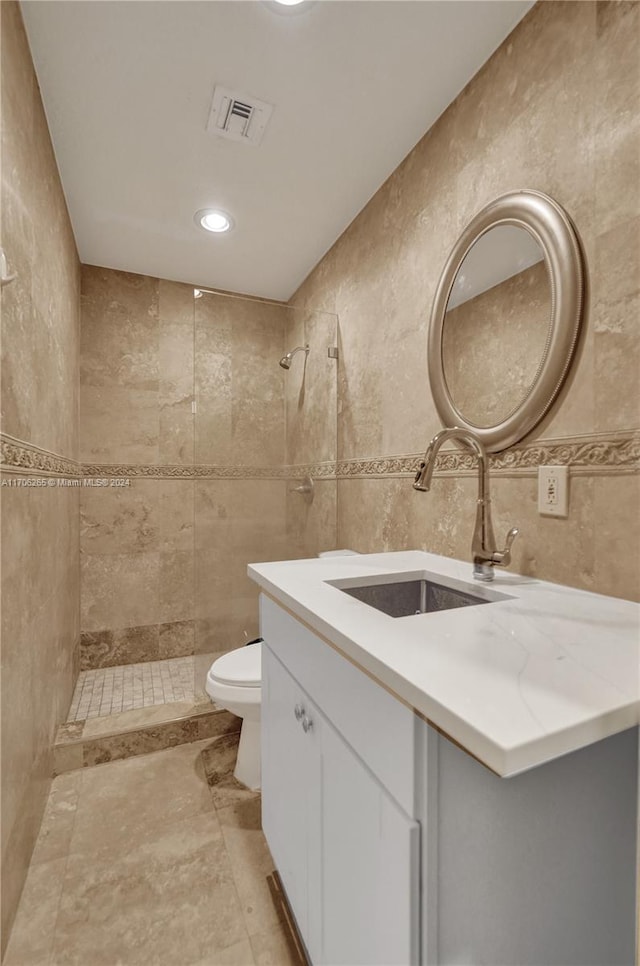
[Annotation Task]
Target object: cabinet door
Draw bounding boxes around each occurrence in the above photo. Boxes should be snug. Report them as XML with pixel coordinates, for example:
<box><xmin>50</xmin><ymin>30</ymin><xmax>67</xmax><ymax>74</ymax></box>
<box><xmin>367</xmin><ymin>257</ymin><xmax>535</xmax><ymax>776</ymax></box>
<box><xmin>320</xmin><ymin>721</ymin><xmax>420</xmax><ymax>966</ymax></box>
<box><xmin>261</xmin><ymin>645</ymin><xmax>321</xmax><ymax>952</ymax></box>
<box><xmin>263</xmin><ymin>642</ymin><xmax>419</xmax><ymax>966</ymax></box>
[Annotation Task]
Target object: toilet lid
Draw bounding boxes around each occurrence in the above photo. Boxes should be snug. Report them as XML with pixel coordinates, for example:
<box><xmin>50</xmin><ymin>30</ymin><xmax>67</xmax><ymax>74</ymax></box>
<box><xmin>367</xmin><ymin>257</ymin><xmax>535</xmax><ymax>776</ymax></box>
<box><xmin>209</xmin><ymin>643</ymin><xmax>262</xmax><ymax>688</ymax></box>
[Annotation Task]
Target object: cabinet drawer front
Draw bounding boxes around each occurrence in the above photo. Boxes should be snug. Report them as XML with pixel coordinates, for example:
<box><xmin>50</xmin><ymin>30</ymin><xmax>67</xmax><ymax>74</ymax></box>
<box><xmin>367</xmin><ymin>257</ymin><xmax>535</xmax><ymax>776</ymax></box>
<box><xmin>261</xmin><ymin>594</ymin><xmax>416</xmax><ymax>814</ymax></box>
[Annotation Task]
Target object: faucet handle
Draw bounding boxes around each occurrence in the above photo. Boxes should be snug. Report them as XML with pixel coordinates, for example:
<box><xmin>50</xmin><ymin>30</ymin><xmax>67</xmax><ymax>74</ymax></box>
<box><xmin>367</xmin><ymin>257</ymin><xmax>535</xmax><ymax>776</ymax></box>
<box><xmin>504</xmin><ymin>527</ymin><xmax>519</xmax><ymax>550</ymax></box>
<box><xmin>492</xmin><ymin>527</ymin><xmax>519</xmax><ymax>567</ymax></box>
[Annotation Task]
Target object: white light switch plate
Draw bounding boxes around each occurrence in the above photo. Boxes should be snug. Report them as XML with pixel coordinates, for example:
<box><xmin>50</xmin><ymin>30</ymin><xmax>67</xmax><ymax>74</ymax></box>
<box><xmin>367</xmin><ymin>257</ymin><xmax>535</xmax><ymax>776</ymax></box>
<box><xmin>538</xmin><ymin>465</ymin><xmax>569</xmax><ymax>517</ymax></box>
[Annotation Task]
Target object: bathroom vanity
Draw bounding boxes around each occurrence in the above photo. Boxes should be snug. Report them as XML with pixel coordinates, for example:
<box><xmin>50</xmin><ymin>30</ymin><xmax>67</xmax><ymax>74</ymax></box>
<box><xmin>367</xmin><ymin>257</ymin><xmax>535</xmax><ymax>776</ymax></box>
<box><xmin>249</xmin><ymin>551</ymin><xmax>639</xmax><ymax>966</ymax></box>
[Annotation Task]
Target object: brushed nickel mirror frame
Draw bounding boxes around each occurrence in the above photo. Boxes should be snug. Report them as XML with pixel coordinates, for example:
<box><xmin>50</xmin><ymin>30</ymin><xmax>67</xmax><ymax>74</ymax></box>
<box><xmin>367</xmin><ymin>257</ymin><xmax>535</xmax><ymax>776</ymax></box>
<box><xmin>428</xmin><ymin>189</ymin><xmax>585</xmax><ymax>453</ymax></box>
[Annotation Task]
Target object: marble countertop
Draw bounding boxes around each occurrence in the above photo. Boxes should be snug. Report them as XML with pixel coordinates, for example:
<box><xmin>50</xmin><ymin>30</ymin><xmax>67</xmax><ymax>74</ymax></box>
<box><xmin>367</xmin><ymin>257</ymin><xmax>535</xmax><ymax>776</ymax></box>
<box><xmin>248</xmin><ymin>551</ymin><xmax>640</xmax><ymax>777</ymax></box>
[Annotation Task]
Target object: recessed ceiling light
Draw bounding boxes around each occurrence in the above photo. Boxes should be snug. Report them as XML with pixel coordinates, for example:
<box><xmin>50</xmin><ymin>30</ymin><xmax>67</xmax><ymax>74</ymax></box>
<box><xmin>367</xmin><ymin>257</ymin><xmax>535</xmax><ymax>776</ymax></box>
<box><xmin>264</xmin><ymin>0</ymin><xmax>314</xmax><ymax>15</ymax></box>
<box><xmin>194</xmin><ymin>209</ymin><xmax>234</xmax><ymax>233</ymax></box>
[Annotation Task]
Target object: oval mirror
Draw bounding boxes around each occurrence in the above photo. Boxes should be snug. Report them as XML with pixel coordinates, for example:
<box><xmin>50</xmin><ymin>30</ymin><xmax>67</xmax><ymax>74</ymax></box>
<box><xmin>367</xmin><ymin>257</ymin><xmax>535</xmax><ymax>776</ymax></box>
<box><xmin>428</xmin><ymin>190</ymin><xmax>585</xmax><ymax>452</ymax></box>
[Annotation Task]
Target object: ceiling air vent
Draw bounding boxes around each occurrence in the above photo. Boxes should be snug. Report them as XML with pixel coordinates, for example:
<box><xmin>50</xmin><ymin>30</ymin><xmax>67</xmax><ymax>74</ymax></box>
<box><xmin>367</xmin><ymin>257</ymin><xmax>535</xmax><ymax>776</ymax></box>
<box><xmin>207</xmin><ymin>85</ymin><xmax>274</xmax><ymax>146</ymax></box>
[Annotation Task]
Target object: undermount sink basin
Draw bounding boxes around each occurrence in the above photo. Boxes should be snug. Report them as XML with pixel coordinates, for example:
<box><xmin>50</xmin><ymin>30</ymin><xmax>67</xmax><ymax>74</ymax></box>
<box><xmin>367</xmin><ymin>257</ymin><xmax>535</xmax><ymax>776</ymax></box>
<box><xmin>331</xmin><ymin>572</ymin><xmax>510</xmax><ymax>619</ymax></box>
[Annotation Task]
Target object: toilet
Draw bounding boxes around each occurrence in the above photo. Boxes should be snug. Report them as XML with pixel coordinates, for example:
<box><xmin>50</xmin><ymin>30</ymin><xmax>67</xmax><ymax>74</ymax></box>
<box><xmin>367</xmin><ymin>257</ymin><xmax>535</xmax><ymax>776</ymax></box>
<box><xmin>206</xmin><ymin>642</ymin><xmax>262</xmax><ymax>790</ymax></box>
<box><xmin>205</xmin><ymin>550</ymin><xmax>359</xmax><ymax>790</ymax></box>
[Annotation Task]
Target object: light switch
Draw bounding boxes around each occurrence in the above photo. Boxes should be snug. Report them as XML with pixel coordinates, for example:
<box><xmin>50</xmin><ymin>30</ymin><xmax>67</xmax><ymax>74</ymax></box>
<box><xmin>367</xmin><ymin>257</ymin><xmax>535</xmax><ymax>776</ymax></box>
<box><xmin>538</xmin><ymin>465</ymin><xmax>569</xmax><ymax>517</ymax></box>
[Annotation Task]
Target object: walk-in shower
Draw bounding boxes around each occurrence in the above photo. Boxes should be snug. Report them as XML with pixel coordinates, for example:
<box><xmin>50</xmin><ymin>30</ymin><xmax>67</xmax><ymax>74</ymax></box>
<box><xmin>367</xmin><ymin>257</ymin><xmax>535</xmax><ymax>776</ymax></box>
<box><xmin>279</xmin><ymin>344</ymin><xmax>309</xmax><ymax>369</ymax></box>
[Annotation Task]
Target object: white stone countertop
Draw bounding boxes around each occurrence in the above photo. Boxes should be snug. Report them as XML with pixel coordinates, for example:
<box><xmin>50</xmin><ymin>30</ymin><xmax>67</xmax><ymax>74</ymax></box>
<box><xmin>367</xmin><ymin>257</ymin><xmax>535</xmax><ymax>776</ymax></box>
<box><xmin>248</xmin><ymin>551</ymin><xmax>640</xmax><ymax>777</ymax></box>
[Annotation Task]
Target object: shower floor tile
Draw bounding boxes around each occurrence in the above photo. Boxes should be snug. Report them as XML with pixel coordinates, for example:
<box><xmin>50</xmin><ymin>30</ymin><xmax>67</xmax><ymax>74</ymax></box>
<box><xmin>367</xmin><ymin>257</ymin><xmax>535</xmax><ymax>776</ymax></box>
<box><xmin>67</xmin><ymin>656</ymin><xmax>204</xmax><ymax>721</ymax></box>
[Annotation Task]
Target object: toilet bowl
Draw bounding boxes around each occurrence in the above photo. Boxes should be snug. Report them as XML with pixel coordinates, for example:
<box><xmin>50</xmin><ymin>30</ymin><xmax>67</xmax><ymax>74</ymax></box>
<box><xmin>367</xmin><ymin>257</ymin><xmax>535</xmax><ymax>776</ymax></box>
<box><xmin>206</xmin><ymin>551</ymin><xmax>360</xmax><ymax>791</ymax></box>
<box><xmin>206</xmin><ymin>643</ymin><xmax>262</xmax><ymax>790</ymax></box>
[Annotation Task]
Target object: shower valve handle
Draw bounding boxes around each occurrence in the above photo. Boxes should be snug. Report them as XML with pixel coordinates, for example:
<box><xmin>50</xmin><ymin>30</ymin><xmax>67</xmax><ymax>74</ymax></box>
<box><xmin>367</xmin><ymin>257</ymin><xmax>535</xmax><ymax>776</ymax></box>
<box><xmin>289</xmin><ymin>476</ymin><xmax>314</xmax><ymax>499</ymax></box>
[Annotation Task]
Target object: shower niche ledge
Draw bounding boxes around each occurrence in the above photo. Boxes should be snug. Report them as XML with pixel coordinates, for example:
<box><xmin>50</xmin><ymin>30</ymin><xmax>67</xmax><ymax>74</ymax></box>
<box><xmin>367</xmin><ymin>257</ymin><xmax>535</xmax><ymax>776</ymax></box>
<box><xmin>250</xmin><ymin>551</ymin><xmax>639</xmax><ymax>966</ymax></box>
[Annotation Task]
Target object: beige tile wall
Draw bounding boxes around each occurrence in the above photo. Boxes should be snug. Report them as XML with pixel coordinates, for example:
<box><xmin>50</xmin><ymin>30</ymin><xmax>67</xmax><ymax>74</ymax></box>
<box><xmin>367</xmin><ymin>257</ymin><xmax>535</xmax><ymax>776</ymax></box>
<box><xmin>79</xmin><ymin>275</ymin><xmax>291</xmax><ymax>669</ymax></box>
<box><xmin>193</xmin><ymin>292</ymin><xmax>293</xmax><ymax>659</ymax></box>
<box><xmin>79</xmin><ymin>270</ymin><xmax>196</xmax><ymax>665</ymax></box>
<box><xmin>284</xmin><ymin>305</ymin><xmax>338</xmax><ymax>558</ymax></box>
<box><xmin>195</xmin><ymin>293</ymin><xmax>286</xmax><ymax>467</ymax></box>
<box><xmin>288</xmin><ymin>0</ymin><xmax>640</xmax><ymax>601</ymax></box>
<box><xmin>0</xmin><ymin>1</ymin><xmax>81</xmax><ymax>949</ymax></box>
<box><xmin>284</xmin><ymin>307</ymin><xmax>337</xmax><ymax>467</ymax></box>
<box><xmin>195</xmin><ymin>479</ymin><xmax>287</xmax><ymax>670</ymax></box>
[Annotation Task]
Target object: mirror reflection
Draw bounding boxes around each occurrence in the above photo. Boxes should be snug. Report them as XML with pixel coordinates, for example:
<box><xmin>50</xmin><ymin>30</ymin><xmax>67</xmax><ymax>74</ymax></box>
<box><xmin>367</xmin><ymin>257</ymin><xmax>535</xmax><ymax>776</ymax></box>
<box><xmin>442</xmin><ymin>225</ymin><xmax>551</xmax><ymax>428</ymax></box>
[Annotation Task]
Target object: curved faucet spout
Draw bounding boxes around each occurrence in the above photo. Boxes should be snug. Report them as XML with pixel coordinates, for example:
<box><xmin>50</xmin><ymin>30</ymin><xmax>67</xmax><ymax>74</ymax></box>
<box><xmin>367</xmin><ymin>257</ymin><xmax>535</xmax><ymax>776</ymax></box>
<box><xmin>413</xmin><ymin>427</ymin><xmax>485</xmax><ymax>492</ymax></box>
<box><xmin>413</xmin><ymin>427</ymin><xmax>518</xmax><ymax>581</ymax></box>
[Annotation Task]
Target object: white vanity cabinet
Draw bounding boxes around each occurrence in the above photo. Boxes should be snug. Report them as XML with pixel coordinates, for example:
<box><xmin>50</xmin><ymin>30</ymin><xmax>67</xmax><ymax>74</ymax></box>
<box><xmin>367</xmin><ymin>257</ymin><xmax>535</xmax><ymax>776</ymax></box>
<box><xmin>261</xmin><ymin>597</ymin><xmax>421</xmax><ymax>966</ymax></box>
<box><xmin>259</xmin><ymin>588</ymin><xmax>638</xmax><ymax>966</ymax></box>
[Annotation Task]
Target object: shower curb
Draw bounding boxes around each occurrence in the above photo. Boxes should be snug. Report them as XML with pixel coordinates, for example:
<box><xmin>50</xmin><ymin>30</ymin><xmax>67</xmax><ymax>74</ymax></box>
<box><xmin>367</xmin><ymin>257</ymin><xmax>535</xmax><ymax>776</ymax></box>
<box><xmin>53</xmin><ymin>704</ymin><xmax>240</xmax><ymax>774</ymax></box>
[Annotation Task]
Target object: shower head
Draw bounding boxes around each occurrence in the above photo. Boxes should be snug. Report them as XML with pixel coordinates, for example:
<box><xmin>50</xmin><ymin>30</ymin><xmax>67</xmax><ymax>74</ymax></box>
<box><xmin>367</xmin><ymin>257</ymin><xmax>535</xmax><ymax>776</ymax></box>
<box><xmin>279</xmin><ymin>344</ymin><xmax>309</xmax><ymax>370</ymax></box>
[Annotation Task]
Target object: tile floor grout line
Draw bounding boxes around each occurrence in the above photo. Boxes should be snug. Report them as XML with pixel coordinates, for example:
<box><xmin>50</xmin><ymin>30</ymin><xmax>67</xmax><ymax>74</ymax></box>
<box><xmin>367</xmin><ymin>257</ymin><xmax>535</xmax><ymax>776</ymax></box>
<box><xmin>213</xmin><ymin>803</ymin><xmax>255</xmax><ymax>957</ymax></box>
<box><xmin>47</xmin><ymin>775</ymin><xmax>83</xmax><ymax>962</ymax></box>
<box><xmin>51</xmin><ymin>738</ymin><xmax>227</xmax><ymax>862</ymax></box>
<box><xmin>67</xmin><ymin>655</ymin><xmax>198</xmax><ymax>722</ymax></box>
<box><xmin>7</xmin><ymin>738</ymin><xmax>298</xmax><ymax>966</ymax></box>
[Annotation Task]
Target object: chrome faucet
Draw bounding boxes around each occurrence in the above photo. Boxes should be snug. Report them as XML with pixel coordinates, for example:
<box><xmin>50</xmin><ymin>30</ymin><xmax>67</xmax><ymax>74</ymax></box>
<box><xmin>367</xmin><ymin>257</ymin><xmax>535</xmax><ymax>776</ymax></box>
<box><xmin>413</xmin><ymin>427</ymin><xmax>519</xmax><ymax>581</ymax></box>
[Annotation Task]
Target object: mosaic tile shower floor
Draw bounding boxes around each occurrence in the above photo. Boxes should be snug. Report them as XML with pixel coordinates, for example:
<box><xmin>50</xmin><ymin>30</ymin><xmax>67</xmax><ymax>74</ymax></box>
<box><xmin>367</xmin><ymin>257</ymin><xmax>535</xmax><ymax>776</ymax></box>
<box><xmin>67</xmin><ymin>656</ymin><xmax>204</xmax><ymax>721</ymax></box>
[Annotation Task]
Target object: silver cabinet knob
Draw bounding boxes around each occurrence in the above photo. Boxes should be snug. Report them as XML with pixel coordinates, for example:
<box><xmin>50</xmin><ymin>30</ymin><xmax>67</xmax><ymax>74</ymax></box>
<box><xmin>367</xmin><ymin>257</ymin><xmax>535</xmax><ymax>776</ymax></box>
<box><xmin>294</xmin><ymin>703</ymin><xmax>305</xmax><ymax>721</ymax></box>
<box><xmin>301</xmin><ymin>715</ymin><xmax>313</xmax><ymax>733</ymax></box>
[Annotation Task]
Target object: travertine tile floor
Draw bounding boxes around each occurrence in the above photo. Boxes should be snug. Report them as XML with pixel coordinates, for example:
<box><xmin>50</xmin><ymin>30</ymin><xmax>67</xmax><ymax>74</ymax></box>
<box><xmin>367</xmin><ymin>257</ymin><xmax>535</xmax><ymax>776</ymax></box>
<box><xmin>67</xmin><ymin>657</ymin><xmax>202</xmax><ymax>721</ymax></box>
<box><xmin>4</xmin><ymin>739</ymin><xmax>297</xmax><ymax>966</ymax></box>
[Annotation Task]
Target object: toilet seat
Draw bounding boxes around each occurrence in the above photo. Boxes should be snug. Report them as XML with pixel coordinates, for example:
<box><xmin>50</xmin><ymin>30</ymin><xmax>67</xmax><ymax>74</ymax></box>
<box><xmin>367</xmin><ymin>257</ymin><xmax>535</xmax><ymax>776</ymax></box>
<box><xmin>209</xmin><ymin>643</ymin><xmax>261</xmax><ymax>688</ymax></box>
<box><xmin>206</xmin><ymin>643</ymin><xmax>262</xmax><ymax>723</ymax></box>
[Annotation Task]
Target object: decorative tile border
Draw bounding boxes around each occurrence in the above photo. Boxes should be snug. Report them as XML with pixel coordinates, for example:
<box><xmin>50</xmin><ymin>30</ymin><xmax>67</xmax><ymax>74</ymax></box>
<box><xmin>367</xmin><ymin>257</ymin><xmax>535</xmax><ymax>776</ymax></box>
<box><xmin>4</xmin><ymin>431</ymin><xmax>637</xmax><ymax>482</ymax></box>
<box><xmin>485</xmin><ymin>433</ymin><xmax>640</xmax><ymax>475</ymax></box>
<box><xmin>81</xmin><ymin>462</ymin><xmax>291</xmax><ymax>480</ymax></box>
<box><xmin>0</xmin><ymin>435</ymin><xmax>338</xmax><ymax>481</ymax></box>
<box><xmin>335</xmin><ymin>431</ymin><xmax>640</xmax><ymax>479</ymax></box>
<box><xmin>287</xmin><ymin>460</ymin><xmax>337</xmax><ymax>480</ymax></box>
<box><xmin>1</xmin><ymin>433</ymin><xmax>80</xmax><ymax>477</ymax></box>
<box><xmin>80</xmin><ymin>460</ymin><xmax>339</xmax><ymax>480</ymax></box>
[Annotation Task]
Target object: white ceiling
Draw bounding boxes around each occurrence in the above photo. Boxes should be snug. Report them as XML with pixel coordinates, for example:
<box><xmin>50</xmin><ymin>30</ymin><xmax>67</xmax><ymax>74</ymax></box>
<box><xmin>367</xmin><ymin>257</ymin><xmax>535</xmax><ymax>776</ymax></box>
<box><xmin>21</xmin><ymin>0</ymin><xmax>534</xmax><ymax>301</ymax></box>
